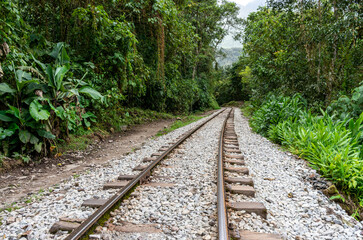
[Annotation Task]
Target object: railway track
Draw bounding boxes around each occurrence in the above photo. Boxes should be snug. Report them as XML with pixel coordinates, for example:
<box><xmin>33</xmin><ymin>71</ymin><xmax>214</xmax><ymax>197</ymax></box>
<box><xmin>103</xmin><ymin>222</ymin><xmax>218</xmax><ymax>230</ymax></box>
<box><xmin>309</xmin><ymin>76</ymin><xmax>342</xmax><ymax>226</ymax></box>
<box><xmin>217</xmin><ymin>109</ymin><xmax>282</xmax><ymax>239</ymax></box>
<box><xmin>50</xmin><ymin>108</ymin><xmax>284</xmax><ymax>239</ymax></box>
<box><xmin>50</xmin><ymin>109</ymin><xmax>226</xmax><ymax>239</ymax></box>
<box><xmin>2</xmin><ymin>108</ymin><xmax>360</xmax><ymax>239</ymax></box>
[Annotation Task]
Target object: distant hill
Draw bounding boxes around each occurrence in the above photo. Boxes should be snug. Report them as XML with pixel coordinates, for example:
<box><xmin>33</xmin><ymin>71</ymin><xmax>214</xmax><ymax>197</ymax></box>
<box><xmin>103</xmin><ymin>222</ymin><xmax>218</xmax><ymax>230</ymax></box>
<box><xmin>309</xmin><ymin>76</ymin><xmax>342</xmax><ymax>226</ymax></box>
<box><xmin>216</xmin><ymin>48</ymin><xmax>242</xmax><ymax>67</ymax></box>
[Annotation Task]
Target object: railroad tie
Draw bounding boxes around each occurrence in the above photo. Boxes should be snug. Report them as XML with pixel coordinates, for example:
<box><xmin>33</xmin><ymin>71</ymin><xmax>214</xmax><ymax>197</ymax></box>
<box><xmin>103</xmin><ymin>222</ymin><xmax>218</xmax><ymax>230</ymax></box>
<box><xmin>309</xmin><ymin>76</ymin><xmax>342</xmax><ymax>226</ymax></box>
<box><xmin>225</xmin><ymin>177</ymin><xmax>254</xmax><ymax>186</ymax></box>
<box><xmin>151</xmin><ymin>152</ymin><xmax>162</xmax><ymax>157</ymax></box>
<box><xmin>226</xmin><ymin>185</ymin><xmax>255</xmax><ymax>197</ymax></box>
<box><xmin>225</xmin><ymin>154</ymin><xmax>244</xmax><ymax>160</ymax></box>
<box><xmin>224</xmin><ymin>159</ymin><xmax>245</xmax><ymax>165</ymax></box>
<box><xmin>118</xmin><ymin>175</ymin><xmax>137</xmax><ymax>181</ymax></box>
<box><xmin>103</xmin><ymin>181</ymin><xmax>129</xmax><ymax>189</ymax></box>
<box><xmin>224</xmin><ymin>149</ymin><xmax>242</xmax><ymax>154</ymax></box>
<box><xmin>224</xmin><ymin>166</ymin><xmax>249</xmax><ymax>174</ymax></box>
<box><xmin>224</xmin><ymin>145</ymin><xmax>240</xmax><ymax>149</ymax></box>
<box><xmin>133</xmin><ymin>164</ymin><xmax>148</xmax><ymax>171</ymax></box>
<box><xmin>82</xmin><ymin>199</ymin><xmax>108</xmax><ymax>208</ymax></box>
<box><xmin>143</xmin><ymin>157</ymin><xmax>157</xmax><ymax>162</ymax></box>
<box><xmin>239</xmin><ymin>231</ymin><xmax>282</xmax><ymax>240</ymax></box>
<box><xmin>227</xmin><ymin>202</ymin><xmax>267</xmax><ymax>219</ymax></box>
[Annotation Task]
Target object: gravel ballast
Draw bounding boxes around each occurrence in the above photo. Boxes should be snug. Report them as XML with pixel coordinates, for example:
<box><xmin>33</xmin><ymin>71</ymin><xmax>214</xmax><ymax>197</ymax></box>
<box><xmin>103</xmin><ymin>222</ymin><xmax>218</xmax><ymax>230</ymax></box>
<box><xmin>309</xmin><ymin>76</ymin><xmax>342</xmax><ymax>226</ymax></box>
<box><xmin>100</xmin><ymin>110</ymin><xmax>228</xmax><ymax>239</ymax></box>
<box><xmin>1</xmin><ymin>108</ymin><xmax>362</xmax><ymax>240</ymax></box>
<box><xmin>0</xmin><ymin>111</ymin><xmax>221</xmax><ymax>240</ymax></box>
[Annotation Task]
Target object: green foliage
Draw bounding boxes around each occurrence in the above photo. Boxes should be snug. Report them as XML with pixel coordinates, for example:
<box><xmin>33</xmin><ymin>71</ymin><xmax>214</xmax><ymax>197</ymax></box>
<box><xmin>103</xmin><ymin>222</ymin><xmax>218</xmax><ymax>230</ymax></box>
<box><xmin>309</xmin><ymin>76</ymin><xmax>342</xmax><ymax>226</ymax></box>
<box><xmin>269</xmin><ymin>110</ymin><xmax>363</xmax><ymax>204</ymax></box>
<box><xmin>327</xmin><ymin>82</ymin><xmax>363</xmax><ymax>121</ymax></box>
<box><xmin>227</xmin><ymin>0</ymin><xmax>362</xmax><ymax>107</ymax></box>
<box><xmin>251</xmin><ymin>94</ymin><xmax>363</xmax><ymax>209</ymax></box>
<box><xmin>330</xmin><ymin>194</ymin><xmax>346</xmax><ymax>203</ymax></box>
<box><xmin>251</xmin><ymin>94</ymin><xmax>306</xmax><ymax>135</ymax></box>
<box><xmin>240</xmin><ymin>101</ymin><xmax>254</xmax><ymax>118</ymax></box>
<box><xmin>95</xmin><ymin>106</ymin><xmax>173</xmax><ymax>132</ymax></box>
<box><xmin>0</xmin><ymin>44</ymin><xmax>102</xmax><ymax>158</ymax></box>
<box><xmin>0</xmin><ymin>0</ymin><xmax>242</xmax><ymax>161</ymax></box>
<box><xmin>215</xmin><ymin>58</ymin><xmax>253</xmax><ymax>105</ymax></box>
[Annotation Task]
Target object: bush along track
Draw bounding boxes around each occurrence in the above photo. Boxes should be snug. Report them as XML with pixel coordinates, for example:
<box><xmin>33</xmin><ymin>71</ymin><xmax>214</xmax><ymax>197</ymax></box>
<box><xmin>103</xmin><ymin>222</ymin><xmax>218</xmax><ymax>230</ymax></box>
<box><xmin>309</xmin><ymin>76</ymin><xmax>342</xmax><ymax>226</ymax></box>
<box><xmin>247</xmin><ymin>88</ymin><xmax>363</xmax><ymax>220</ymax></box>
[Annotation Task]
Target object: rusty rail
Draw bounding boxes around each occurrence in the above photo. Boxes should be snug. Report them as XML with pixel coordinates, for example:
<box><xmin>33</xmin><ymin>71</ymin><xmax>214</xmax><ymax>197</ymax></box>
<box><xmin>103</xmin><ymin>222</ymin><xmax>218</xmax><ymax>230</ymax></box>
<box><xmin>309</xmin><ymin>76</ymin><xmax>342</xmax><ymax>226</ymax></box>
<box><xmin>65</xmin><ymin>108</ymin><xmax>226</xmax><ymax>240</ymax></box>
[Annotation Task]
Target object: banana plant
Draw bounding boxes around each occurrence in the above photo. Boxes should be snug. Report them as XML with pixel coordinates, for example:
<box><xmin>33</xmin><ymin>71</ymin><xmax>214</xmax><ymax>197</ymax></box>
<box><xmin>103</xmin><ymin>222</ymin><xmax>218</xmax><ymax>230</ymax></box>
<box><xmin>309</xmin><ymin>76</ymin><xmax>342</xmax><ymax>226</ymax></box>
<box><xmin>0</xmin><ymin>43</ymin><xmax>103</xmax><ymax>158</ymax></box>
<box><xmin>33</xmin><ymin>43</ymin><xmax>103</xmax><ymax>104</ymax></box>
<box><xmin>0</xmin><ymin>68</ymin><xmax>55</xmax><ymax>156</ymax></box>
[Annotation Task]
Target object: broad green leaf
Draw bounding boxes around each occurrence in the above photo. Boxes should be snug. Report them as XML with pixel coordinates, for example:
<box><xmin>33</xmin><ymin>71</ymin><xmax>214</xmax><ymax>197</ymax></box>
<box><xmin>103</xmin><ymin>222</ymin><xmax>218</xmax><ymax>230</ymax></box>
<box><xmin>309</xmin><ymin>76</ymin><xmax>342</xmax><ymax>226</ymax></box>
<box><xmin>329</xmin><ymin>195</ymin><xmax>345</xmax><ymax>203</ymax></box>
<box><xmin>0</xmin><ymin>128</ymin><xmax>15</xmax><ymax>140</ymax></box>
<box><xmin>54</xmin><ymin>66</ymin><xmax>70</xmax><ymax>90</ymax></box>
<box><xmin>82</xmin><ymin>112</ymin><xmax>96</xmax><ymax>119</ymax></box>
<box><xmin>32</xmin><ymin>55</ymin><xmax>47</xmax><ymax>73</ymax></box>
<box><xmin>7</xmin><ymin>106</ymin><xmax>20</xmax><ymax>119</ymax></box>
<box><xmin>29</xmin><ymin>100</ymin><xmax>50</xmax><ymax>121</ymax></box>
<box><xmin>0</xmin><ymin>83</ymin><xmax>16</xmax><ymax>95</ymax></box>
<box><xmin>34</xmin><ymin>142</ymin><xmax>42</xmax><ymax>153</ymax></box>
<box><xmin>8</xmin><ymin>123</ymin><xmax>19</xmax><ymax>131</ymax></box>
<box><xmin>0</xmin><ymin>111</ymin><xmax>13</xmax><ymax>122</ymax></box>
<box><xmin>79</xmin><ymin>86</ymin><xmax>103</xmax><ymax>100</ymax></box>
<box><xmin>15</xmin><ymin>70</ymin><xmax>32</xmax><ymax>82</ymax></box>
<box><xmin>84</xmin><ymin>118</ymin><xmax>91</xmax><ymax>127</ymax></box>
<box><xmin>19</xmin><ymin>130</ymin><xmax>31</xmax><ymax>143</ymax></box>
<box><xmin>352</xmin><ymin>91</ymin><xmax>360</xmax><ymax>102</ymax></box>
<box><xmin>46</xmin><ymin>65</ymin><xmax>55</xmax><ymax>88</ymax></box>
<box><xmin>37</xmin><ymin>129</ymin><xmax>55</xmax><ymax>139</ymax></box>
<box><xmin>69</xmin><ymin>89</ymin><xmax>79</xmax><ymax>97</ymax></box>
<box><xmin>30</xmin><ymin>134</ymin><xmax>39</xmax><ymax>144</ymax></box>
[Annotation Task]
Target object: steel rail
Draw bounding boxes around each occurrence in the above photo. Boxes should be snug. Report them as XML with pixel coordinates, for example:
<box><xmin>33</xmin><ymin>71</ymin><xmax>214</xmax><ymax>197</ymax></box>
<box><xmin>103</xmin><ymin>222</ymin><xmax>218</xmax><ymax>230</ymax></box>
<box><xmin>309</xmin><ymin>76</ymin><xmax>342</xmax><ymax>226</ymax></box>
<box><xmin>65</xmin><ymin>108</ymin><xmax>226</xmax><ymax>240</ymax></box>
<box><xmin>217</xmin><ymin>108</ymin><xmax>232</xmax><ymax>240</ymax></box>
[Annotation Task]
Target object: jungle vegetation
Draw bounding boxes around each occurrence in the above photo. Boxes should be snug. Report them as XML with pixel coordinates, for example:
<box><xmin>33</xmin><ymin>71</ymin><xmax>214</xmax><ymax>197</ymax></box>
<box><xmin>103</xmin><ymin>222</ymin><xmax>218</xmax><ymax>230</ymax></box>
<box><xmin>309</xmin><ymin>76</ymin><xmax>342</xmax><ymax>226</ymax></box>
<box><xmin>0</xmin><ymin>0</ymin><xmax>241</xmax><ymax>159</ymax></box>
<box><xmin>1</xmin><ymin>0</ymin><xmax>362</xmax><ymax>219</ymax></box>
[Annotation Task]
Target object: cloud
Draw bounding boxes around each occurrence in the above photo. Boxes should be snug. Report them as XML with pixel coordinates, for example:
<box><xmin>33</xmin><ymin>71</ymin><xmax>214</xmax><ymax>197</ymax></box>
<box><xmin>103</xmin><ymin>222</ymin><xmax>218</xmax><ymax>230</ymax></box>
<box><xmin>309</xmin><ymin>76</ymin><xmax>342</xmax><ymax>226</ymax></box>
<box><xmin>220</xmin><ymin>0</ymin><xmax>266</xmax><ymax>48</ymax></box>
<box><xmin>229</xmin><ymin>0</ymin><xmax>258</xmax><ymax>6</ymax></box>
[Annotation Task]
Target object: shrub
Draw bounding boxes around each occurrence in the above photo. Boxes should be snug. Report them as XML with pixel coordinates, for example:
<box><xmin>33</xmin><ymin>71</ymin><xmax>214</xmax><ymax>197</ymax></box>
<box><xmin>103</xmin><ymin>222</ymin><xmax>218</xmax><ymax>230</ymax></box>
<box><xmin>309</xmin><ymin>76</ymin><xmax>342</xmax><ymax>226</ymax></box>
<box><xmin>0</xmin><ymin>43</ymin><xmax>102</xmax><ymax>158</ymax></box>
<box><xmin>251</xmin><ymin>94</ymin><xmax>363</xmax><ymax>208</ymax></box>
<box><xmin>269</xmin><ymin>111</ymin><xmax>363</xmax><ymax>203</ymax></box>
<box><xmin>327</xmin><ymin>82</ymin><xmax>363</xmax><ymax>121</ymax></box>
<box><xmin>251</xmin><ymin>94</ymin><xmax>306</xmax><ymax>136</ymax></box>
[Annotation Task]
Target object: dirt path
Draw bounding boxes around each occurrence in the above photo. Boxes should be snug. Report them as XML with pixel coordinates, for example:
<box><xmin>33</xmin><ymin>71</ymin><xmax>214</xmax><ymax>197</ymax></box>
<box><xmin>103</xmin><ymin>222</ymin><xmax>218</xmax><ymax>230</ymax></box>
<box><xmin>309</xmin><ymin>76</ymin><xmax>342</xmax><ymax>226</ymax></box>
<box><xmin>0</xmin><ymin>119</ymin><xmax>174</xmax><ymax>209</ymax></box>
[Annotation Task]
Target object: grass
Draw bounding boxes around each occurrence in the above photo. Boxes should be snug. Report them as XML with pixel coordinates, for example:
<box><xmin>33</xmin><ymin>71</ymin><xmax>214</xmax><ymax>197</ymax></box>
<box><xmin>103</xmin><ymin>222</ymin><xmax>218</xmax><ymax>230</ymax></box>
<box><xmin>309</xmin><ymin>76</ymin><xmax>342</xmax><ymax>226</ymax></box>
<box><xmin>156</xmin><ymin>115</ymin><xmax>204</xmax><ymax>136</ymax></box>
<box><xmin>0</xmin><ymin>202</ymin><xmax>21</xmax><ymax>213</ymax></box>
<box><xmin>73</xmin><ymin>173</ymin><xmax>80</xmax><ymax>178</ymax></box>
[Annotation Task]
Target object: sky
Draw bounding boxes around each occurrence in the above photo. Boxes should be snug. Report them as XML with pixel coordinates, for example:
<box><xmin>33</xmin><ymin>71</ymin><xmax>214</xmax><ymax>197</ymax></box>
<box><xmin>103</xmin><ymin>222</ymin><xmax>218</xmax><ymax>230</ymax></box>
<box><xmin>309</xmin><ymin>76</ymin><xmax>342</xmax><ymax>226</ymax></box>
<box><xmin>230</xmin><ymin>0</ymin><xmax>260</xmax><ymax>6</ymax></box>
<box><xmin>220</xmin><ymin>0</ymin><xmax>266</xmax><ymax>48</ymax></box>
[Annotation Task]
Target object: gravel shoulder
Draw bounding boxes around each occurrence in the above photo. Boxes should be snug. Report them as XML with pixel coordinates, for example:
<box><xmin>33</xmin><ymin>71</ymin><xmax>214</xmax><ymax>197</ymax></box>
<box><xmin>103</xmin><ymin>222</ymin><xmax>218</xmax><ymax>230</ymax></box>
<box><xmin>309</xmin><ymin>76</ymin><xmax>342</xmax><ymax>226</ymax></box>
<box><xmin>0</xmin><ymin>119</ymin><xmax>174</xmax><ymax>209</ymax></box>
<box><xmin>0</xmin><ymin>113</ymin><xmax>213</xmax><ymax>240</ymax></box>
